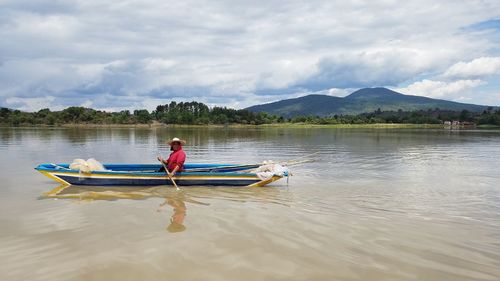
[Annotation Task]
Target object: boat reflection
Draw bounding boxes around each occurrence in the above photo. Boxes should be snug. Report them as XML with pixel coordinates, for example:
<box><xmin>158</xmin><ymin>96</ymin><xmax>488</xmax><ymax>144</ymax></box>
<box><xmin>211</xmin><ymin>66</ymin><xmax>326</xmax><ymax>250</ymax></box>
<box><xmin>41</xmin><ymin>184</ymin><xmax>291</xmax><ymax>232</ymax></box>
<box><xmin>40</xmin><ymin>184</ymin><xmax>213</xmax><ymax>233</ymax></box>
<box><xmin>42</xmin><ymin>184</ymin><xmax>158</xmax><ymax>200</ymax></box>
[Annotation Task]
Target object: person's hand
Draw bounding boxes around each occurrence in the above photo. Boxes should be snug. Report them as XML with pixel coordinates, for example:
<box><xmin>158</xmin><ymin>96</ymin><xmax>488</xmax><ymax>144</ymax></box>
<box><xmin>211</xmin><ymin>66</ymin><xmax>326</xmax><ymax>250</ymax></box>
<box><xmin>157</xmin><ymin>156</ymin><xmax>163</xmax><ymax>162</ymax></box>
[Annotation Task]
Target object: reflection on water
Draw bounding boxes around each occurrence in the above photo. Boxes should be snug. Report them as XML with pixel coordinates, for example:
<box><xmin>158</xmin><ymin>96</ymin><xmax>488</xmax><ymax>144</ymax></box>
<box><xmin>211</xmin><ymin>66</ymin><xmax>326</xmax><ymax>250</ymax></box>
<box><xmin>41</xmin><ymin>184</ymin><xmax>193</xmax><ymax>232</ymax></box>
<box><xmin>40</xmin><ymin>184</ymin><xmax>292</xmax><ymax>234</ymax></box>
<box><xmin>1</xmin><ymin>127</ymin><xmax>500</xmax><ymax>281</ymax></box>
<box><xmin>158</xmin><ymin>197</ymin><xmax>187</xmax><ymax>233</ymax></box>
<box><xmin>42</xmin><ymin>185</ymin><xmax>201</xmax><ymax>233</ymax></box>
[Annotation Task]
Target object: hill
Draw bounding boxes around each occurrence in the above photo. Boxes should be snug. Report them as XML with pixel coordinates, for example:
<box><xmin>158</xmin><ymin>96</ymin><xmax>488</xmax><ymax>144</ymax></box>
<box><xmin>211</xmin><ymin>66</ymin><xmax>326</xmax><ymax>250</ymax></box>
<box><xmin>246</xmin><ymin>87</ymin><xmax>491</xmax><ymax>117</ymax></box>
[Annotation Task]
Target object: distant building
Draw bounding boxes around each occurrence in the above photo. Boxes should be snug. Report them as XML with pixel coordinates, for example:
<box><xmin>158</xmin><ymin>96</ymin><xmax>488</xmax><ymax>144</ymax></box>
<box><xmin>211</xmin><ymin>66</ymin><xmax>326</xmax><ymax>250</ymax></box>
<box><xmin>462</xmin><ymin>121</ymin><xmax>476</xmax><ymax>127</ymax></box>
<box><xmin>444</xmin><ymin>120</ymin><xmax>475</xmax><ymax>129</ymax></box>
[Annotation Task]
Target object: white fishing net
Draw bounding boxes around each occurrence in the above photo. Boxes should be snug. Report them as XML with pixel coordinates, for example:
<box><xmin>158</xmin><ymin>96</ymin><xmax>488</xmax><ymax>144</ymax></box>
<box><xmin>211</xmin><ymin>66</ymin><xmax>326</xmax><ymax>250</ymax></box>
<box><xmin>69</xmin><ymin>158</ymin><xmax>106</xmax><ymax>172</ymax></box>
<box><xmin>255</xmin><ymin>161</ymin><xmax>289</xmax><ymax>181</ymax></box>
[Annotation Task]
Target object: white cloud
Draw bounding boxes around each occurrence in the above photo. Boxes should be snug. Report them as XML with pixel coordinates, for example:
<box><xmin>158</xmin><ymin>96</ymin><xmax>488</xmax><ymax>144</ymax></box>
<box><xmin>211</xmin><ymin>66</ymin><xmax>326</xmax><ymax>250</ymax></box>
<box><xmin>310</xmin><ymin>87</ymin><xmax>354</xmax><ymax>97</ymax></box>
<box><xmin>80</xmin><ymin>100</ymin><xmax>93</xmax><ymax>108</ymax></box>
<box><xmin>5</xmin><ymin>96</ymin><xmax>57</xmax><ymax>112</ymax></box>
<box><xmin>1</xmin><ymin>0</ymin><xmax>500</xmax><ymax>110</ymax></box>
<box><xmin>299</xmin><ymin>48</ymin><xmax>454</xmax><ymax>90</ymax></box>
<box><xmin>327</xmin><ymin>88</ymin><xmax>353</xmax><ymax>97</ymax></box>
<box><xmin>394</xmin><ymin>79</ymin><xmax>485</xmax><ymax>99</ymax></box>
<box><xmin>443</xmin><ymin>57</ymin><xmax>500</xmax><ymax>79</ymax></box>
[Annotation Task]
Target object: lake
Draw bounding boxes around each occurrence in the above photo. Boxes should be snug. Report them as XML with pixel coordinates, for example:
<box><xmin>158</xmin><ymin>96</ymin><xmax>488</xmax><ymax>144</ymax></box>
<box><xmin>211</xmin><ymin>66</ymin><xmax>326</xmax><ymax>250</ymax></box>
<box><xmin>1</xmin><ymin>127</ymin><xmax>499</xmax><ymax>281</ymax></box>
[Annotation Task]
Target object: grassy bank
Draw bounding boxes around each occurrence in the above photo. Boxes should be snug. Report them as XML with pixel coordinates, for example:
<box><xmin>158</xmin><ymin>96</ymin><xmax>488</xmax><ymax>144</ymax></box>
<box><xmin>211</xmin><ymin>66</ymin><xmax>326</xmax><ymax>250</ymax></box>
<box><xmin>1</xmin><ymin>122</ymin><xmax>447</xmax><ymax>129</ymax></box>
<box><xmin>259</xmin><ymin>123</ymin><xmax>445</xmax><ymax>129</ymax></box>
<box><xmin>476</xmin><ymin>124</ymin><xmax>500</xmax><ymax>129</ymax></box>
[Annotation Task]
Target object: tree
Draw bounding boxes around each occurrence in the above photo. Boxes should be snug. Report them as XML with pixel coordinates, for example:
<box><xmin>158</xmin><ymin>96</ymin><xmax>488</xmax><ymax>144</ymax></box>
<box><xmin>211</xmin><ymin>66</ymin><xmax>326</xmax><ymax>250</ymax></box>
<box><xmin>62</xmin><ymin>107</ymin><xmax>85</xmax><ymax>123</ymax></box>
<box><xmin>459</xmin><ymin>109</ymin><xmax>471</xmax><ymax>122</ymax></box>
<box><xmin>134</xmin><ymin>109</ymin><xmax>152</xmax><ymax>124</ymax></box>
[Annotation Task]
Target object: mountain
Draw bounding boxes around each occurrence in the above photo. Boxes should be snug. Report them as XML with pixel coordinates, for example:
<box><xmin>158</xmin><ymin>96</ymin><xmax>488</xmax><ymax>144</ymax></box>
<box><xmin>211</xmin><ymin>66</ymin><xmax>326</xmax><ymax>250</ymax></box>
<box><xmin>246</xmin><ymin>87</ymin><xmax>491</xmax><ymax>117</ymax></box>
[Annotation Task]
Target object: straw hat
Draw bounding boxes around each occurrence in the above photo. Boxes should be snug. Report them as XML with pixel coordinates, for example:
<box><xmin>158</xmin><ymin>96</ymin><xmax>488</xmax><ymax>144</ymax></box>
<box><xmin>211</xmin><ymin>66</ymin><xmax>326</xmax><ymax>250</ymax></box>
<box><xmin>167</xmin><ymin>137</ymin><xmax>186</xmax><ymax>146</ymax></box>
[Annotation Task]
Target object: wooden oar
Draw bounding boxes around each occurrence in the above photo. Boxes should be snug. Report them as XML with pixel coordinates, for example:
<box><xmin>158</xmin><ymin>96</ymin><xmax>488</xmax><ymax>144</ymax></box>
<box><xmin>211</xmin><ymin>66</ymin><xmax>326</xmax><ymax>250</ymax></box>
<box><xmin>159</xmin><ymin>159</ymin><xmax>180</xmax><ymax>191</ymax></box>
<box><xmin>183</xmin><ymin>157</ymin><xmax>316</xmax><ymax>173</ymax></box>
<box><xmin>183</xmin><ymin>163</ymin><xmax>261</xmax><ymax>173</ymax></box>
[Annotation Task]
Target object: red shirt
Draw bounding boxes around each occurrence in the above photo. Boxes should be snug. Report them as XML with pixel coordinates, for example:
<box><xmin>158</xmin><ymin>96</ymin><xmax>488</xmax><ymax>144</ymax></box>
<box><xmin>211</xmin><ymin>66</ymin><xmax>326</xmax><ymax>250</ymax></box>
<box><xmin>167</xmin><ymin>147</ymin><xmax>186</xmax><ymax>172</ymax></box>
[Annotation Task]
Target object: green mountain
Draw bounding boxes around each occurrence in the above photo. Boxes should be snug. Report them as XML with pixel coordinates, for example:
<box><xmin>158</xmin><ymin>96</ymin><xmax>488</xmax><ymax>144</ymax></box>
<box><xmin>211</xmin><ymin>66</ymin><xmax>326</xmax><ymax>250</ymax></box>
<box><xmin>246</xmin><ymin>87</ymin><xmax>491</xmax><ymax>117</ymax></box>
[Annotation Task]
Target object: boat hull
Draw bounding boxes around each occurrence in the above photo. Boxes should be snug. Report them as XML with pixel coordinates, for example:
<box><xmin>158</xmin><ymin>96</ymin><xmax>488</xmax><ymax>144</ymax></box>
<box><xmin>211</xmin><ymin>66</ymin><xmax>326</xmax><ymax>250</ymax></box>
<box><xmin>35</xmin><ymin>163</ymin><xmax>283</xmax><ymax>187</ymax></box>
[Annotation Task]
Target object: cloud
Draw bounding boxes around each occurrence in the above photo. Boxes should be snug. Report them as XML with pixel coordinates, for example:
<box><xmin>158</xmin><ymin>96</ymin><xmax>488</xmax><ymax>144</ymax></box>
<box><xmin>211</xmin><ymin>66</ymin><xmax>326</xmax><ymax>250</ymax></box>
<box><xmin>1</xmin><ymin>0</ymin><xmax>76</xmax><ymax>15</ymax></box>
<box><xmin>5</xmin><ymin>96</ymin><xmax>57</xmax><ymax>112</ymax></box>
<box><xmin>394</xmin><ymin>79</ymin><xmax>485</xmax><ymax>99</ymax></box>
<box><xmin>297</xmin><ymin>48</ymin><xmax>454</xmax><ymax>90</ymax></box>
<box><xmin>393</xmin><ymin>56</ymin><xmax>500</xmax><ymax>105</ymax></box>
<box><xmin>326</xmin><ymin>88</ymin><xmax>353</xmax><ymax>97</ymax></box>
<box><xmin>443</xmin><ymin>57</ymin><xmax>500</xmax><ymax>79</ymax></box>
<box><xmin>1</xmin><ymin>0</ymin><xmax>500</xmax><ymax>110</ymax></box>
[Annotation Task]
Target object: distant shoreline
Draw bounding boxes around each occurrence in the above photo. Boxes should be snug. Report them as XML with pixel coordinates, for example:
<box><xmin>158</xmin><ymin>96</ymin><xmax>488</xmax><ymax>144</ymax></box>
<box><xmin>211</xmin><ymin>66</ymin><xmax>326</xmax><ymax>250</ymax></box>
<box><xmin>3</xmin><ymin>101</ymin><xmax>499</xmax><ymax>127</ymax></box>
<box><xmin>2</xmin><ymin>123</ymin><xmax>498</xmax><ymax>129</ymax></box>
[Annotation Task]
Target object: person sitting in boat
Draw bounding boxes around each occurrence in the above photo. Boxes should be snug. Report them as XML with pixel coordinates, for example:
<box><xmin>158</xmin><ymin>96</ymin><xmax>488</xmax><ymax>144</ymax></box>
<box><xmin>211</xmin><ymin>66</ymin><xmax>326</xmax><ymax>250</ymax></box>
<box><xmin>157</xmin><ymin>137</ymin><xmax>186</xmax><ymax>176</ymax></box>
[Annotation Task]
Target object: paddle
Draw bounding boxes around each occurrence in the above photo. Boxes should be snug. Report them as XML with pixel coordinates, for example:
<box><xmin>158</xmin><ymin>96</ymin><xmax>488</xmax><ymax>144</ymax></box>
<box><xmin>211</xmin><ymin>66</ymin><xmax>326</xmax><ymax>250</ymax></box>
<box><xmin>158</xmin><ymin>158</ymin><xmax>180</xmax><ymax>191</ymax></box>
<box><xmin>183</xmin><ymin>163</ymin><xmax>261</xmax><ymax>173</ymax></box>
<box><xmin>183</xmin><ymin>157</ymin><xmax>316</xmax><ymax>173</ymax></box>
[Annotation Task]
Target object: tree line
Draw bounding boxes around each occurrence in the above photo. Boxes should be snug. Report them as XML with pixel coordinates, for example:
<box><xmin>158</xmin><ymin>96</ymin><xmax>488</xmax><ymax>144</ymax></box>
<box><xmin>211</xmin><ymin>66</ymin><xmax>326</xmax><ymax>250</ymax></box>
<box><xmin>289</xmin><ymin>108</ymin><xmax>500</xmax><ymax>125</ymax></box>
<box><xmin>1</xmin><ymin>103</ymin><xmax>499</xmax><ymax>126</ymax></box>
<box><xmin>0</xmin><ymin>101</ymin><xmax>280</xmax><ymax>126</ymax></box>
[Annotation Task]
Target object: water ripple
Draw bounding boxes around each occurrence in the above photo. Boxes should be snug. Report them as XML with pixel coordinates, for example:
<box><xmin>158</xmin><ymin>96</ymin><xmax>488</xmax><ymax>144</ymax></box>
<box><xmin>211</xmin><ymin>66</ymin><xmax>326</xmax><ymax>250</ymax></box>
<box><xmin>1</xmin><ymin>127</ymin><xmax>500</xmax><ymax>280</ymax></box>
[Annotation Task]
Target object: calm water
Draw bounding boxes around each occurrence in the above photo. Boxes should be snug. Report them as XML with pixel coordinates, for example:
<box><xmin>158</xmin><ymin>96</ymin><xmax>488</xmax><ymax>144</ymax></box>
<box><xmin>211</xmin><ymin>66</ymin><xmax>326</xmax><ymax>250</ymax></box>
<box><xmin>1</xmin><ymin>127</ymin><xmax>499</xmax><ymax>281</ymax></box>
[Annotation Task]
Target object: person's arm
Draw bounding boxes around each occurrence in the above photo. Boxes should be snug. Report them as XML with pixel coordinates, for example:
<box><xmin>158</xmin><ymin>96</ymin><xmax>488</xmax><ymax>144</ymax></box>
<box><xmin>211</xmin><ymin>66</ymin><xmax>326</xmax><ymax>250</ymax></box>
<box><xmin>157</xmin><ymin>156</ymin><xmax>168</xmax><ymax>165</ymax></box>
<box><xmin>157</xmin><ymin>154</ymin><xmax>171</xmax><ymax>164</ymax></box>
<box><xmin>169</xmin><ymin>165</ymin><xmax>180</xmax><ymax>176</ymax></box>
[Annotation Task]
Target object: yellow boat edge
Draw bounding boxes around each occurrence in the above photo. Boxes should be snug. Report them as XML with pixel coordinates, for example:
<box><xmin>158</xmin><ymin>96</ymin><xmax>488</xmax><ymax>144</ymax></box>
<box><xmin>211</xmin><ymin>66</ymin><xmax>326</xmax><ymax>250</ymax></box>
<box><xmin>37</xmin><ymin>169</ymin><xmax>284</xmax><ymax>188</ymax></box>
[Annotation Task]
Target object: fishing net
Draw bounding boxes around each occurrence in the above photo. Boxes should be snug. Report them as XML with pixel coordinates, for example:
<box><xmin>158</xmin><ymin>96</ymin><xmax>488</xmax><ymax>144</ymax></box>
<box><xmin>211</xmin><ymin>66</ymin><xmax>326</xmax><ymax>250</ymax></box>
<box><xmin>255</xmin><ymin>161</ymin><xmax>289</xmax><ymax>180</ymax></box>
<box><xmin>69</xmin><ymin>158</ymin><xmax>106</xmax><ymax>172</ymax></box>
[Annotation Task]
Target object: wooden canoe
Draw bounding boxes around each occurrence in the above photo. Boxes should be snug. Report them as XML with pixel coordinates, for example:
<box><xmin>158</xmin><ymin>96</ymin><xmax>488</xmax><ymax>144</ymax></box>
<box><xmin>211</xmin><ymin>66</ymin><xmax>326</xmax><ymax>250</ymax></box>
<box><xmin>35</xmin><ymin>163</ymin><xmax>286</xmax><ymax>187</ymax></box>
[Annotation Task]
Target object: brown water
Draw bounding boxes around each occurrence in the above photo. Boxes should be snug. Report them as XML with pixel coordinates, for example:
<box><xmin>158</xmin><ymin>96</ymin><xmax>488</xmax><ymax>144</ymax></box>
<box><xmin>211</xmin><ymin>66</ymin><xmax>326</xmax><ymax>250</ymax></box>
<box><xmin>1</xmin><ymin>127</ymin><xmax>499</xmax><ymax>281</ymax></box>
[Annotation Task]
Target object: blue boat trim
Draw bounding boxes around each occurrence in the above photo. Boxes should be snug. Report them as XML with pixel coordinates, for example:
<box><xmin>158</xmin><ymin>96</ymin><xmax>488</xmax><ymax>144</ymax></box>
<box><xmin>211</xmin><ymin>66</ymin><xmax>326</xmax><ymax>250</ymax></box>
<box><xmin>56</xmin><ymin>175</ymin><xmax>259</xmax><ymax>186</ymax></box>
<box><xmin>35</xmin><ymin>163</ymin><xmax>284</xmax><ymax>187</ymax></box>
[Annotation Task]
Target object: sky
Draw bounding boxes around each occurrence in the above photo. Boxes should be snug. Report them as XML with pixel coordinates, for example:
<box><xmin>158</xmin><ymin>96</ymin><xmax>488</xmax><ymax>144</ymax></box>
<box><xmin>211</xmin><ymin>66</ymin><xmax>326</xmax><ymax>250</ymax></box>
<box><xmin>1</xmin><ymin>0</ymin><xmax>500</xmax><ymax>112</ymax></box>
